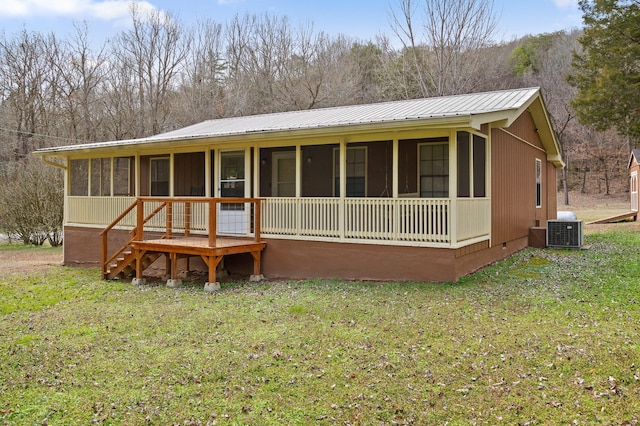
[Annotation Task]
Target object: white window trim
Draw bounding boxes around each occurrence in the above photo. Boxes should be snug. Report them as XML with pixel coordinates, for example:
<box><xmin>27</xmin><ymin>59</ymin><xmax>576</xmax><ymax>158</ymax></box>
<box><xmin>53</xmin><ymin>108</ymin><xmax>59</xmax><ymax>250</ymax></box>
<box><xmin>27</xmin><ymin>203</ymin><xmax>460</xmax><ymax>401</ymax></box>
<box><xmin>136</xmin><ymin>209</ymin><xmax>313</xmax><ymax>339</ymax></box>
<box><xmin>418</xmin><ymin>141</ymin><xmax>449</xmax><ymax>198</ymax></box>
<box><xmin>535</xmin><ymin>158</ymin><xmax>542</xmax><ymax>208</ymax></box>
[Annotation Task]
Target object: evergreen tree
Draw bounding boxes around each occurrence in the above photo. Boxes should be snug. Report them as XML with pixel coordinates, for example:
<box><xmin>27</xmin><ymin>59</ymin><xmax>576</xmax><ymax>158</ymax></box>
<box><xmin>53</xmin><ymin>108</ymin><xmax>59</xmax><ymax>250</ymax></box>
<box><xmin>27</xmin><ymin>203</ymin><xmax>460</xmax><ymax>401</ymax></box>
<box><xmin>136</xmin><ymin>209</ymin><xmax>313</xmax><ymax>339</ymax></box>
<box><xmin>569</xmin><ymin>0</ymin><xmax>640</xmax><ymax>144</ymax></box>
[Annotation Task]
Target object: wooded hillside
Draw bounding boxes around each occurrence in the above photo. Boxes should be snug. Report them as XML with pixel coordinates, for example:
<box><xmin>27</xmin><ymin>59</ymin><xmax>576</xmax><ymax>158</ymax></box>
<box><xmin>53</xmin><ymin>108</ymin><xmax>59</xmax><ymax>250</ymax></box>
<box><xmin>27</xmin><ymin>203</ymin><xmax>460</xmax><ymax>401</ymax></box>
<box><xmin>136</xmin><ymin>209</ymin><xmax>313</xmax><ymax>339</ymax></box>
<box><xmin>0</xmin><ymin>2</ymin><xmax>632</xmax><ymax>199</ymax></box>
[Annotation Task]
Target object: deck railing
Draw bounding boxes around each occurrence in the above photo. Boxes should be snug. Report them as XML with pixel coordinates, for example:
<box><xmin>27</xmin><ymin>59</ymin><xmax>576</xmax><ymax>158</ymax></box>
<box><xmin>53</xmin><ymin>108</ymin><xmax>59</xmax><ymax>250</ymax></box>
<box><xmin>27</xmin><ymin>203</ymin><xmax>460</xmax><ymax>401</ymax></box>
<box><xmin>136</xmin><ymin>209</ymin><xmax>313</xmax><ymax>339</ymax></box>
<box><xmin>70</xmin><ymin>196</ymin><xmax>491</xmax><ymax>250</ymax></box>
<box><xmin>97</xmin><ymin>197</ymin><xmax>262</xmax><ymax>279</ymax></box>
<box><xmin>260</xmin><ymin>197</ymin><xmax>460</xmax><ymax>244</ymax></box>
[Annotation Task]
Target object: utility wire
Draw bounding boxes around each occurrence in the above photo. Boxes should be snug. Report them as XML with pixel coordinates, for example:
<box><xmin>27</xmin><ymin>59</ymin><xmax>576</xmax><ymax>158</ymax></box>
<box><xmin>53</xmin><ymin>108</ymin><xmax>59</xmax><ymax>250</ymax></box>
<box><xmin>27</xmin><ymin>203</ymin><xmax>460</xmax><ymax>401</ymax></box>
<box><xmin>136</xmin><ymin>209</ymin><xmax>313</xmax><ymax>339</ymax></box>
<box><xmin>0</xmin><ymin>126</ymin><xmax>88</xmax><ymax>144</ymax></box>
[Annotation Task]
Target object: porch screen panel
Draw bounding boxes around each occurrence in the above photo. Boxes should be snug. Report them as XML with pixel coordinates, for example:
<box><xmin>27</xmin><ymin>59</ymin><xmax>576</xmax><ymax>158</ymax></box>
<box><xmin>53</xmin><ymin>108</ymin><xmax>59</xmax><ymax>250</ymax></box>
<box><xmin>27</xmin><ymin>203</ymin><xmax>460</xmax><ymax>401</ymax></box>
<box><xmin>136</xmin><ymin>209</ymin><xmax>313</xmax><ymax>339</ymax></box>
<box><xmin>70</xmin><ymin>159</ymin><xmax>89</xmax><ymax>196</ymax></box>
<box><xmin>473</xmin><ymin>135</ymin><xmax>486</xmax><ymax>197</ymax></box>
<box><xmin>457</xmin><ymin>132</ymin><xmax>470</xmax><ymax>197</ymax></box>
<box><xmin>114</xmin><ymin>157</ymin><xmax>133</xmax><ymax>196</ymax></box>
<box><xmin>91</xmin><ymin>158</ymin><xmax>111</xmax><ymax>196</ymax></box>
<box><xmin>420</xmin><ymin>143</ymin><xmax>449</xmax><ymax>198</ymax></box>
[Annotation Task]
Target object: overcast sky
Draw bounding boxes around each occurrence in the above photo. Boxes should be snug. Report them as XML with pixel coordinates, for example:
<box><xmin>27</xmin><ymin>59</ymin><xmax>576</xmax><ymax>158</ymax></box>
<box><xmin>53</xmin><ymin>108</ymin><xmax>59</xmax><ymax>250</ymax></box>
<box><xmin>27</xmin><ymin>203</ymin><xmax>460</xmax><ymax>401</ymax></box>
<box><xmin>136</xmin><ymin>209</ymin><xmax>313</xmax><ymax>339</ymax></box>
<box><xmin>0</xmin><ymin>0</ymin><xmax>582</xmax><ymax>43</ymax></box>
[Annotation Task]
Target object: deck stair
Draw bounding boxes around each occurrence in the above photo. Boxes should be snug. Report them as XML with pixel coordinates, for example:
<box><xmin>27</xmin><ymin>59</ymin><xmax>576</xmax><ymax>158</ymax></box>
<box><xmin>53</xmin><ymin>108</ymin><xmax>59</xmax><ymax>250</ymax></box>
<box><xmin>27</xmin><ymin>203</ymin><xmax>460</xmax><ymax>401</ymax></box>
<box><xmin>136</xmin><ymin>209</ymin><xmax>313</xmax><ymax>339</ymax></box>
<box><xmin>106</xmin><ymin>249</ymin><xmax>162</xmax><ymax>280</ymax></box>
<box><xmin>100</xmin><ymin>197</ymin><xmax>266</xmax><ymax>286</ymax></box>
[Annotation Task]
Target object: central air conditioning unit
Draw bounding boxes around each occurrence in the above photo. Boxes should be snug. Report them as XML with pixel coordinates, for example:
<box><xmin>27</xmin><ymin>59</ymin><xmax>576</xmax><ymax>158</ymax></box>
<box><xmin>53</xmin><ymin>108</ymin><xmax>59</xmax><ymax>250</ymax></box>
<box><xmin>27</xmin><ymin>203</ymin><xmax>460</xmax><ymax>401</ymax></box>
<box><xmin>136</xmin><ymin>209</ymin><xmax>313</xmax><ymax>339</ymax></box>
<box><xmin>546</xmin><ymin>220</ymin><xmax>583</xmax><ymax>248</ymax></box>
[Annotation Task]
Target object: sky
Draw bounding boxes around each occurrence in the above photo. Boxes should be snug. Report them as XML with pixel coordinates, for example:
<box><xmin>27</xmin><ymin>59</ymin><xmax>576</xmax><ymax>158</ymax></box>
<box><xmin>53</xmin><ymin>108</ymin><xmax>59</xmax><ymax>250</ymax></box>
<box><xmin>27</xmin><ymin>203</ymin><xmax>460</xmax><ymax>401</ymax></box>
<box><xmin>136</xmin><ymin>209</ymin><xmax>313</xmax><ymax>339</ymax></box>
<box><xmin>0</xmin><ymin>0</ymin><xmax>583</xmax><ymax>44</ymax></box>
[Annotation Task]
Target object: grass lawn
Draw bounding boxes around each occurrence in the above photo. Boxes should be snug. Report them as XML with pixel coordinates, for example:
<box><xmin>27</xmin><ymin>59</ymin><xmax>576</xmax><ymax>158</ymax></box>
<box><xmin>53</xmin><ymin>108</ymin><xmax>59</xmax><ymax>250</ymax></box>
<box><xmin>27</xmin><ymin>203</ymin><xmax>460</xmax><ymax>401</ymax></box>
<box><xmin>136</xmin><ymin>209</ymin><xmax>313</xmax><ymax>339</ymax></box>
<box><xmin>1</xmin><ymin>231</ymin><xmax>639</xmax><ymax>425</ymax></box>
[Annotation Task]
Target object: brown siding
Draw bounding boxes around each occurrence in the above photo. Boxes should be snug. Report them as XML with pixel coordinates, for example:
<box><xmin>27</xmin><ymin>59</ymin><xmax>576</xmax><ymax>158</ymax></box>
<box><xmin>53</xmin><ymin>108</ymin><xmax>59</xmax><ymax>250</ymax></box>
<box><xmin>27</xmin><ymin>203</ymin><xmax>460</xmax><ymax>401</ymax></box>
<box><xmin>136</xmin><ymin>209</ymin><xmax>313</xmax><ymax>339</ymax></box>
<box><xmin>491</xmin><ymin>112</ymin><xmax>556</xmax><ymax>246</ymax></box>
<box><xmin>503</xmin><ymin>112</ymin><xmax>546</xmax><ymax>149</ymax></box>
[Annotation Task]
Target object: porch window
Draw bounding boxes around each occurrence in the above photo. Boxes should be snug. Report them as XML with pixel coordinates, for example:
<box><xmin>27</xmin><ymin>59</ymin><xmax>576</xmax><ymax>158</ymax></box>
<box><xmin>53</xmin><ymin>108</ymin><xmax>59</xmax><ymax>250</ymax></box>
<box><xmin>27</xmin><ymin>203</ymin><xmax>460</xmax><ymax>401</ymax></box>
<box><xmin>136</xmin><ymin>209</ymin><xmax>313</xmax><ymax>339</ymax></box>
<box><xmin>334</xmin><ymin>146</ymin><xmax>367</xmax><ymax>197</ymax></box>
<box><xmin>90</xmin><ymin>158</ymin><xmax>111</xmax><ymax>196</ymax></box>
<box><xmin>150</xmin><ymin>157</ymin><xmax>170</xmax><ymax>196</ymax></box>
<box><xmin>419</xmin><ymin>143</ymin><xmax>449</xmax><ymax>198</ymax></box>
<box><xmin>536</xmin><ymin>158</ymin><xmax>542</xmax><ymax>208</ymax></box>
<box><xmin>70</xmin><ymin>159</ymin><xmax>89</xmax><ymax>196</ymax></box>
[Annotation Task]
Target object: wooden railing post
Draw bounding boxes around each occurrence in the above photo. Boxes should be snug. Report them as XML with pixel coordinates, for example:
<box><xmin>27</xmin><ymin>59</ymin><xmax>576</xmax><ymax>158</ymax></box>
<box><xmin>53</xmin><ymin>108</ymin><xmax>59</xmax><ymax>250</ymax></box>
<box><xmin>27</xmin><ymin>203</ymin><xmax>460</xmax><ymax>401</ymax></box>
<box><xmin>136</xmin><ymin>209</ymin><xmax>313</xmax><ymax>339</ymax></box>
<box><xmin>184</xmin><ymin>202</ymin><xmax>191</xmax><ymax>237</ymax></box>
<box><xmin>166</xmin><ymin>200</ymin><xmax>173</xmax><ymax>239</ymax></box>
<box><xmin>208</xmin><ymin>198</ymin><xmax>217</xmax><ymax>247</ymax></box>
<box><xmin>135</xmin><ymin>198</ymin><xmax>144</xmax><ymax>241</ymax></box>
<box><xmin>254</xmin><ymin>199</ymin><xmax>261</xmax><ymax>242</ymax></box>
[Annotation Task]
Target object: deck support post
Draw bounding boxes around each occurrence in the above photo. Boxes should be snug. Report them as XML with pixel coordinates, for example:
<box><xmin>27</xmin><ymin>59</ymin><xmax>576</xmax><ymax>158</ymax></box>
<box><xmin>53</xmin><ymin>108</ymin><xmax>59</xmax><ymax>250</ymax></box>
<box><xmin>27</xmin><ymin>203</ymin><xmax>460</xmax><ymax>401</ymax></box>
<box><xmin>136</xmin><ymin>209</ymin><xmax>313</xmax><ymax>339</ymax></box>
<box><xmin>132</xmin><ymin>249</ymin><xmax>147</xmax><ymax>285</ymax></box>
<box><xmin>201</xmin><ymin>254</ymin><xmax>224</xmax><ymax>292</ymax></box>
<box><xmin>164</xmin><ymin>252</ymin><xmax>182</xmax><ymax>287</ymax></box>
<box><xmin>249</xmin><ymin>250</ymin><xmax>263</xmax><ymax>282</ymax></box>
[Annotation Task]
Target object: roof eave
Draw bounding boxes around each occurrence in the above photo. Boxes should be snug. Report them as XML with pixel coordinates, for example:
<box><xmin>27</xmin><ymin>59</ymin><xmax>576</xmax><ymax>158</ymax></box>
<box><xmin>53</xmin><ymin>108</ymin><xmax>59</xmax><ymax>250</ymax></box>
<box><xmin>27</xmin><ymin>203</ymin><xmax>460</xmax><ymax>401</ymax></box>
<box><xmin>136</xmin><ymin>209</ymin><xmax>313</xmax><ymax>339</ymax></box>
<box><xmin>32</xmin><ymin>115</ymin><xmax>476</xmax><ymax>158</ymax></box>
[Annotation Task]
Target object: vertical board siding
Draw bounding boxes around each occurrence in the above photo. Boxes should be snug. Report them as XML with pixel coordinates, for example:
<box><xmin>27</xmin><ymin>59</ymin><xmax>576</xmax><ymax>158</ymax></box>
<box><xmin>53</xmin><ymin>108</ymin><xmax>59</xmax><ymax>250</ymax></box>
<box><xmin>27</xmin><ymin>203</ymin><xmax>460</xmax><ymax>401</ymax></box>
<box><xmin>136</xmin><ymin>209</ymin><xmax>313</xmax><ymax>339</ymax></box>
<box><xmin>491</xmin><ymin>111</ymin><xmax>554</xmax><ymax>245</ymax></box>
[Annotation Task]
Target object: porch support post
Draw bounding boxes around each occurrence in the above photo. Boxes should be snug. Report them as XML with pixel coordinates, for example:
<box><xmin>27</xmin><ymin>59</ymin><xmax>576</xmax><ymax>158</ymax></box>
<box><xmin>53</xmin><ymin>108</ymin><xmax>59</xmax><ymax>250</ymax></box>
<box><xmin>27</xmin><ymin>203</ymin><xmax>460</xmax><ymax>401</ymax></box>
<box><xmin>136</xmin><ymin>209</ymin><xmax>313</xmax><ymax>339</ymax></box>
<box><xmin>449</xmin><ymin>130</ymin><xmax>458</xmax><ymax>245</ymax></box>
<box><xmin>169</xmin><ymin>153</ymin><xmax>175</xmax><ymax>197</ymax></box>
<box><xmin>253</xmin><ymin>144</ymin><xmax>260</xmax><ymax>198</ymax></box>
<box><xmin>339</xmin><ymin>140</ymin><xmax>347</xmax><ymax>240</ymax></box>
<box><xmin>295</xmin><ymin>145</ymin><xmax>302</xmax><ymax>197</ymax></box>
<box><xmin>205</xmin><ymin>148</ymin><xmax>212</xmax><ymax>197</ymax></box>
<box><xmin>134</xmin><ymin>154</ymin><xmax>140</xmax><ymax>197</ymax></box>
<box><xmin>392</xmin><ymin>139</ymin><xmax>399</xmax><ymax>198</ymax></box>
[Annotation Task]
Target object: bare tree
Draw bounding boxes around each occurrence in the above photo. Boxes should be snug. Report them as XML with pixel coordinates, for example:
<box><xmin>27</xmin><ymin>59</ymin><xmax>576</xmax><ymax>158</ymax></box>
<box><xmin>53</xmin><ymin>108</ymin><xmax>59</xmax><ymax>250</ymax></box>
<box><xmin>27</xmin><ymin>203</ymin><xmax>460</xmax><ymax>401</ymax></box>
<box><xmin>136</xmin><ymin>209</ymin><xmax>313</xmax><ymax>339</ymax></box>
<box><xmin>174</xmin><ymin>19</ymin><xmax>226</xmax><ymax>126</ymax></box>
<box><xmin>110</xmin><ymin>4</ymin><xmax>190</xmax><ymax>136</ymax></box>
<box><xmin>389</xmin><ymin>0</ymin><xmax>498</xmax><ymax>96</ymax></box>
<box><xmin>0</xmin><ymin>30</ymin><xmax>50</xmax><ymax>159</ymax></box>
<box><xmin>50</xmin><ymin>22</ymin><xmax>108</xmax><ymax>143</ymax></box>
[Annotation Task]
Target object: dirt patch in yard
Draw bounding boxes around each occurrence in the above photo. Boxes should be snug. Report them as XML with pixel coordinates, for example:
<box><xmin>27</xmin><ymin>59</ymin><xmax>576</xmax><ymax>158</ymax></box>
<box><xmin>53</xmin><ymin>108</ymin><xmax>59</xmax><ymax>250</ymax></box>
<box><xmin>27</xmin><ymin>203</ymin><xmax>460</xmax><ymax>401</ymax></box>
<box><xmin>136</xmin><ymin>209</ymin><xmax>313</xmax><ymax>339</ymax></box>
<box><xmin>0</xmin><ymin>246</ymin><xmax>63</xmax><ymax>279</ymax></box>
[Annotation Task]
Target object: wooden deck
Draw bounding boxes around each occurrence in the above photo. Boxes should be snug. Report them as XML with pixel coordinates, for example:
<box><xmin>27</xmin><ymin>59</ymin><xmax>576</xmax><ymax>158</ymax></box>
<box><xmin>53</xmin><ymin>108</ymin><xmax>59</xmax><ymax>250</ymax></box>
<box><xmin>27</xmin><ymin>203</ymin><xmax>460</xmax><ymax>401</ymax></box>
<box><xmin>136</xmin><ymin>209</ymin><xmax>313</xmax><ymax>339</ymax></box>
<box><xmin>587</xmin><ymin>211</ymin><xmax>638</xmax><ymax>224</ymax></box>
<box><xmin>132</xmin><ymin>236</ymin><xmax>266</xmax><ymax>284</ymax></box>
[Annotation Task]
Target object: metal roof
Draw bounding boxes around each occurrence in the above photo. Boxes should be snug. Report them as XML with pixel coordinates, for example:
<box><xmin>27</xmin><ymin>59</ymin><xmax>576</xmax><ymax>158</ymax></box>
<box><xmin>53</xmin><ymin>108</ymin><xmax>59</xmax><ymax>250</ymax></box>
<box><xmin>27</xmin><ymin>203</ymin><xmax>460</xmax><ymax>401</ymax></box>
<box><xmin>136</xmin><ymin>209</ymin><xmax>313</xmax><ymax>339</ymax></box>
<box><xmin>630</xmin><ymin>149</ymin><xmax>640</xmax><ymax>166</ymax></box>
<box><xmin>34</xmin><ymin>87</ymin><xmax>541</xmax><ymax>154</ymax></box>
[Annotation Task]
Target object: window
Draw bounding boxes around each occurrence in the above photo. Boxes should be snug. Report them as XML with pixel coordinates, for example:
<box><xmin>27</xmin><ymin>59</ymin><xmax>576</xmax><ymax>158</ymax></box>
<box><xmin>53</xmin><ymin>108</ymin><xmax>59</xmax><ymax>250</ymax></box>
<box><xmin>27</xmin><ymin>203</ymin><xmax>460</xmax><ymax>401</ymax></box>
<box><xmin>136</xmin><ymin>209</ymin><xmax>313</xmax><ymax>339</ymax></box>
<box><xmin>420</xmin><ymin>143</ymin><xmax>449</xmax><ymax>198</ymax></box>
<box><xmin>70</xmin><ymin>159</ymin><xmax>89</xmax><ymax>196</ymax></box>
<box><xmin>334</xmin><ymin>146</ymin><xmax>367</xmax><ymax>197</ymax></box>
<box><xmin>535</xmin><ymin>158</ymin><xmax>542</xmax><ymax>208</ymax></box>
<box><xmin>150</xmin><ymin>157</ymin><xmax>170</xmax><ymax>196</ymax></box>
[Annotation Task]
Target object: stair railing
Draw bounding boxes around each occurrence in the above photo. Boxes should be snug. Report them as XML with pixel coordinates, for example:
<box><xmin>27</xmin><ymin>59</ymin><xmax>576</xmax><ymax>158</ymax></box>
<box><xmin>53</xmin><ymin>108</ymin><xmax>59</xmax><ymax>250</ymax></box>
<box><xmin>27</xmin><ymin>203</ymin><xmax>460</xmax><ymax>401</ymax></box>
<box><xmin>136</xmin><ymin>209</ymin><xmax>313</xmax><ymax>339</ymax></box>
<box><xmin>99</xmin><ymin>199</ymin><xmax>167</xmax><ymax>279</ymax></box>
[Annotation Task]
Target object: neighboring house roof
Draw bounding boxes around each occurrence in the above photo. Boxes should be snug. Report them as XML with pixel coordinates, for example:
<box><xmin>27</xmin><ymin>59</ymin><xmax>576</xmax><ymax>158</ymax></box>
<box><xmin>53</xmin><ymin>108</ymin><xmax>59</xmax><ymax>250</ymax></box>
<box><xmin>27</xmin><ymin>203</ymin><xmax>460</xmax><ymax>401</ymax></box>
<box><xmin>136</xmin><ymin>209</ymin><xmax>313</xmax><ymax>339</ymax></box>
<box><xmin>33</xmin><ymin>87</ymin><xmax>563</xmax><ymax>167</ymax></box>
<box><xmin>629</xmin><ymin>149</ymin><xmax>640</xmax><ymax>168</ymax></box>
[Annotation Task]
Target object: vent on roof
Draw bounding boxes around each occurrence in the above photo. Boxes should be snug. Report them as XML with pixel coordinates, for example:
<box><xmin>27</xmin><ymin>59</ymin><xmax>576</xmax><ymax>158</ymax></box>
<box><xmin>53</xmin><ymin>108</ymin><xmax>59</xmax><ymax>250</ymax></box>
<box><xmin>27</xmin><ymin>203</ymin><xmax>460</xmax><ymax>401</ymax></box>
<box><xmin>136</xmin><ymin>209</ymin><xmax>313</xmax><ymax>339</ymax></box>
<box><xmin>546</xmin><ymin>220</ymin><xmax>583</xmax><ymax>248</ymax></box>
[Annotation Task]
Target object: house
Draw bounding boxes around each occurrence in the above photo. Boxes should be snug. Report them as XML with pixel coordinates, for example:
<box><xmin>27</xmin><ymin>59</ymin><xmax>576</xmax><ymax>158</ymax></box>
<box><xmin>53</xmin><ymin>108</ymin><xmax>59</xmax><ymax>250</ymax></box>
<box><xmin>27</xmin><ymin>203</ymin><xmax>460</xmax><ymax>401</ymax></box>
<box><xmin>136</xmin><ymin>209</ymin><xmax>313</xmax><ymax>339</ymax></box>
<box><xmin>629</xmin><ymin>149</ymin><xmax>640</xmax><ymax>215</ymax></box>
<box><xmin>33</xmin><ymin>87</ymin><xmax>564</xmax><ymax>284</ymax></box>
